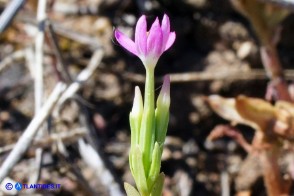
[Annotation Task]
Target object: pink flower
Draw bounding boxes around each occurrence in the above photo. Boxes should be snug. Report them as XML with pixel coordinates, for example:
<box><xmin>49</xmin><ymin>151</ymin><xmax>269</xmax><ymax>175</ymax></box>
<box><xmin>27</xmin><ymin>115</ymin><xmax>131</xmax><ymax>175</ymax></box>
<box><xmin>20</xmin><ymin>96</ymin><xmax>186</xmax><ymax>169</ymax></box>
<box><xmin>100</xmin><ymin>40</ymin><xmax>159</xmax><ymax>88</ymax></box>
<box><xmin>115</xmin><ymin>14</ymin><xmax>176</xmax><ymax>68</ymax></box>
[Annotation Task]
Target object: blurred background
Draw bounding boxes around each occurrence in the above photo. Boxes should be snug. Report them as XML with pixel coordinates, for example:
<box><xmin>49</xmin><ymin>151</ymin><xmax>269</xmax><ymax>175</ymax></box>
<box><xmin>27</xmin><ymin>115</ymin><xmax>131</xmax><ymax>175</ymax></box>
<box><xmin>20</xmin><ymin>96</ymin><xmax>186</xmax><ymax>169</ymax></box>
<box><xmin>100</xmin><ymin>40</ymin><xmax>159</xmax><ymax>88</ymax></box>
<box><xmin>0</xmin><ymin>0</ymin><xmax>294</xmax><ymax>195</ymax></box>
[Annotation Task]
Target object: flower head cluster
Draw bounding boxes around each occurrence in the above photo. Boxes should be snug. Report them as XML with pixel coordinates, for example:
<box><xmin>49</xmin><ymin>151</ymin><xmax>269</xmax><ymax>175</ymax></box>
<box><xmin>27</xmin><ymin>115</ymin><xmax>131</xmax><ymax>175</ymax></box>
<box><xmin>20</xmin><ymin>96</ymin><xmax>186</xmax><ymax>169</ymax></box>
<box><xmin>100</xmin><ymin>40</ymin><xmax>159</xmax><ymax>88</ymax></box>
<box><xmin>115</xmin><ymin>14</ymin><xmax>176</xmax><ymax>69</ymax></box>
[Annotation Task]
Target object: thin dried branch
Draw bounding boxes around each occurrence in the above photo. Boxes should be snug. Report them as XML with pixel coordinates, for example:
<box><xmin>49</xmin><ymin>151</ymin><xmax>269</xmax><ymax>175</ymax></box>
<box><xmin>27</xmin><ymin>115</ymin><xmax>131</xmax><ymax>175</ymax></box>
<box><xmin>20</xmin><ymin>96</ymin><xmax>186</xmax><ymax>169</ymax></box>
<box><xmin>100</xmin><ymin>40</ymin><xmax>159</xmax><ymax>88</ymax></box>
<box><xmin>56</xmin><ymin>142</ymin><xmax>98</xmax><ymax>195</ymax></box>
<box><xmin>56</xmin><ymin>49</ymin><xmax>104</xmax><ymax>108</ymax></box>
<box><xmin>0</xmin><ymin>82</ymin><xmax>67</xmax><ymax>182</ymax></box>
<box><xmin>34</xmin><ymin>0</ymin><xmax>47</xmax><ymax>114</ymax></box>
<box><xmin>0</xmin><ymin>49</ymin><xmax>26</xmax><ymax>73</ymax></box>
<box><xmin>75</xmin><ymin>100</ymin><xmax>124</xmax><ymax>195</ymax></box>
<box><xmin>50</xmin><ymin>2</ymin><xmax>98</xmax><ymax>15</ymax></box>
<box><xmin>52</xmin><ymin>23</ymin><xmax>102</xmax><ymax>49</ymax></box>
<box><xmin>221</xmin><ymin>171</ymin><xmax>230</xmax><ymax>196</ymax></box>
<box><xmin>0</xmin><ymin>128</ymin><xmax>87</xmax><ymax>155</ymax></box>
<box><xmin>78</xmin><ymin>139</ymin><xmax>124</xmax><ymax>196</ymax></box>
<box><xmin>0</xmin><ymin>0</ymin><xmax>25</xmax><ymax>33</ymax></box>
<box><xmin>26</xmin><ymin>148</ymin><xmax>42</xmax><ymax>194</ymax></box>
<box><xmin>123</xmin><ymin>69</ymin><xmax>294</xmax><ymax>83</ymax></box>
<box><xmin>29</xmin><ymin>0</ymin><xmax>48</xmax><ymax>188</ymax></box>
<box><xmin>24</xmin><ymin>46</ymin><xmax>35</xmax><ymax>78</ymax></box>
<box><xmin>17</xmin><ymin>15</ymin><xmax>102</xmax><ymax>49</ymax></box>
<box><xmin>207</xmin><ymin>125</ymin><xmax>252</xmax><ymax>153</ymax></box>
<box><xmin>46</xmin><ymin>21</ymin><xmax>73</xmax><ymax>83</ymax></box>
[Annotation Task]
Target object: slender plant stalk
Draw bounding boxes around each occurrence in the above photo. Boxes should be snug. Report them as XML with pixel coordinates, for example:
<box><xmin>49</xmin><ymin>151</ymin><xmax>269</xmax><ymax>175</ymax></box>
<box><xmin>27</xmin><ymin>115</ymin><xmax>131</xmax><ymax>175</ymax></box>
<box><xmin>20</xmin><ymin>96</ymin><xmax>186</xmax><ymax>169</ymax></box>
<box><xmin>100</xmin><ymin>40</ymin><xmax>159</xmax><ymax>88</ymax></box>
<box><xmin>260</xmin><ymin>147</ymin><xmax>283</xmax><ymax>196</ymax></box>
<box><xmin>140</xmin><ymin>67</ymin><xmax>155</xmax><ymax>175</ymax></box>
<box><xmin>261</xmin><ymin>45</ymin><xmax>291</xmax><ymax>101</ymax></box>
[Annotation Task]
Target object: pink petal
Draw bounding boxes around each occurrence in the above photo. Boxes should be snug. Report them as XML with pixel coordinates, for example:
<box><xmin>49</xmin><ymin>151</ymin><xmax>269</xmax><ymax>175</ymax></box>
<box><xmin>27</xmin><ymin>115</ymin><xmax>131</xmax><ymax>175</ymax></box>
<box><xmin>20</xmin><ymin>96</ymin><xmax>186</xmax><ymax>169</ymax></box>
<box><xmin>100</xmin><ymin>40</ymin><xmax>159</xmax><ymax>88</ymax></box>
<box><xmin>161</xmin><ymin>14</ymin><xmax>170</xmax><ymax>33</ymax></box>
<box><xmin>115</xmin><ymin>30</ymin><xmax>138</xmax><ymax>55</ymax></box>
<box><xmin>157</xmin><ymin>75</ymin><xmax>170</xmax><ymax>107</ymax></box>
<box><xmin>147</xmin><ymin>18</ymin><xmax>163</xmax><ymax>57</ymax></box>
<box><xmin>161</xmin><ymin>14</ymin><xmax>170</xmax><ymax>51</ymax></box>
<box><xmin>161</xmin><ymin>75</ymin><xmax>170</xmax><ymax>96</ymax></box>
<box><xmin>135</xmin><ymin>15</ymin><xmax>147</xmax><ymax>56</ymax></box>
<box><xmin>164</xmin><ymin>32</ymin><xmax>176</xmax><ymax>51</ymax></box>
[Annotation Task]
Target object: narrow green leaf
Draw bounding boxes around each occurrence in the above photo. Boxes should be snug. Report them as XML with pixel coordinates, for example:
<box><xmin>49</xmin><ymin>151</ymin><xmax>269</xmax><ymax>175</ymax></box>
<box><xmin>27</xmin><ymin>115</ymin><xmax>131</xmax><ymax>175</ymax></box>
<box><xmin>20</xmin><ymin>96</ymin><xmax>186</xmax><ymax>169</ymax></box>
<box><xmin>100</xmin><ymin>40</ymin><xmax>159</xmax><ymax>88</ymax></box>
<box><xmin>124</xmin><ymin>182</ymin><xmax>141</xmax><ymax>196</ymax></box>
<box><xmin>133</xmin><ymin>146</ymin><xmax>148</xmax><ymax>196</ymax></box>
<box><xmin>147</xmin><ymin>142</ymin><xmax>161</xmax><ymax>189</ymax></box>
<box><xmin>151</xmin><ymin>173</ymin><xmax>165</xmax><ymax>196</ymax></box>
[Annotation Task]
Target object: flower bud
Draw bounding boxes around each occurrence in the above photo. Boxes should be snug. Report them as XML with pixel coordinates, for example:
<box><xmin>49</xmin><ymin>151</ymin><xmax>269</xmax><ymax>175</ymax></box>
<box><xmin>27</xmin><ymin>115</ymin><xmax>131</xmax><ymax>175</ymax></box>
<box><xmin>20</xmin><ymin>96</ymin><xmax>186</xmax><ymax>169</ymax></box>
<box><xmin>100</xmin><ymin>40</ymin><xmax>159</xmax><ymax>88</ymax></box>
<box><xmin>155</xmin><ymin>75</ymin><xmax>170</xmax><ymax>144</ymax></box>
<box><xmin>130</xmin><ymin>86</ymin><xmax>143</xmax><ymax>149</ymax></box>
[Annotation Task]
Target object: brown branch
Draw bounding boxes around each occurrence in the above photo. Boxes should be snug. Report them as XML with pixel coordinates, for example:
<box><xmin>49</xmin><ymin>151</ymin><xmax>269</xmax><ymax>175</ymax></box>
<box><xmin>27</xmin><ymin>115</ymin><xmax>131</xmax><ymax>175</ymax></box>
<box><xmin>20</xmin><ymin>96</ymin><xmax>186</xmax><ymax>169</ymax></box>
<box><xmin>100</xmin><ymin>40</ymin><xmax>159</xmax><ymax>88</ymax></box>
<box><xmin>45</xmin><ymin>21</ymin><xmax>73</xmax><ymax>83</ymax></box>
<box><xmin>260</xmin><ymin>147</ymin><xmax>283</xmax><ymax>196</ymax></box>
<box><xmin>123</xmin><ymin>69</ymin><xmax>294</xmax><ymax>83</ymax></box>
<box><xmin>207</xmin><ymin>125</ymin><xmax>252</xmax><ymax>153</ymax></box>
<box><xmin>16</xmin><ymin>14</ymin><xmax>102</xmax><ymax>49</ymax></box>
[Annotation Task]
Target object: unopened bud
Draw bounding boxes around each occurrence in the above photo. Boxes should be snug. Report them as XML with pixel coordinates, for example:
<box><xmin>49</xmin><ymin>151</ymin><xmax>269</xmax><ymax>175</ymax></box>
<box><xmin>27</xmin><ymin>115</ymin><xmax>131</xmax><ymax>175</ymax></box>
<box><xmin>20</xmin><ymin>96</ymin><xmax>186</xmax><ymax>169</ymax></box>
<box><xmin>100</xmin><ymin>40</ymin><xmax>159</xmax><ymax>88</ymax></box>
<box><xmin>130</xmin><ymin>86</ymin><xmax>143</xmax><ymax>149</ymax></box>
<box><xmin>155</xmin><ymin>75</ymin><xmax>170</xmax><ymax>144</ymax></box>
<box><xmin>157</xmin><ymin>75</ymin><xmax>170</xmax><ymax>108</ymax></box>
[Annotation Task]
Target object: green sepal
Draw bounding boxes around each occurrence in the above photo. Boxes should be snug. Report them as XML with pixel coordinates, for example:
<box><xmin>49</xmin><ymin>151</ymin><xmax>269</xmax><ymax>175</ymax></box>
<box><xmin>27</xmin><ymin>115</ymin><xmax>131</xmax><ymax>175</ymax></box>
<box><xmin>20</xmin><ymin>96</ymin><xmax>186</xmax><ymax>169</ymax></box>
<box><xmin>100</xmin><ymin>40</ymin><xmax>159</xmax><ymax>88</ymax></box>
<box><xmin>132</xmin><ymin>145</ymin><xmax>148</xmax><ymax>196</ymax></box>
<box><xmin>147</xmin><ymin>142</ymin><xmax>162</xmax><ymax>189</ymax></box>
<box><xmin>124</xmin><ymin>182</ymin><xmax>141</xmax><ymax>196</ymax></box>
<box><xmin>150</xmin><ymin>172</ymin><xmax>165</xmax><ymax>196</ymax></box>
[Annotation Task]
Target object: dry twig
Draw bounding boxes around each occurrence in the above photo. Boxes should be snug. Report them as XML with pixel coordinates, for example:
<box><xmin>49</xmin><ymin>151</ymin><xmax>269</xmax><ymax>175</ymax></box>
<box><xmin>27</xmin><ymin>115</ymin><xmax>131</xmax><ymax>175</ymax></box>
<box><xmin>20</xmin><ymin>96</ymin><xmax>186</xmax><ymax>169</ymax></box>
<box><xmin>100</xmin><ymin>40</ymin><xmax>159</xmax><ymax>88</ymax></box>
<box><xmin>0</xmin><ymin>82</ymin><xmax>66</xmax><ymax>182</ymax></box>
<box><xmin>46</xmin><ymin>21</ymin><xmax>73</xmax><ymax>82</ymax></box>
<box><xmin>0</xmin><ymin>0</ymin><xmax>25</xmax><ymax>33</ymax></box>
<box><xmin>78</xmin><ymin>139</ymin><xmax>124</xmax><ymax>196</ymax></box>
<box><xmin>0</xmin><ymin>49</ymin><xmax>26</xmax><ymax>73</ymax></box>
<box><xmin>0</xmin><ymin>128</ymin><xmax>87</xmax><ymax>155</ymax></box>
<box><xmin>56</xmin><ymin>49</ymin><xmax>104</xmax><ymax>108</ymax></box>
<box><xmin>56</xmin><ymin>141</ymin><xmax>98</xmax><ymax>195</ymax></box>
<box><xmin>123</xmin><ymin>69</ymin><xmax>294</xmax><ymax>83</ymax></box>
<box><xmin>28</xmin><ymin>0</ymin><xmax>48</xmax><ymax>188</ymax></box>
<box><xmin>207</xmin><ymin>125</ymin><xmax>252</xmax><ymax>153</ymax></box>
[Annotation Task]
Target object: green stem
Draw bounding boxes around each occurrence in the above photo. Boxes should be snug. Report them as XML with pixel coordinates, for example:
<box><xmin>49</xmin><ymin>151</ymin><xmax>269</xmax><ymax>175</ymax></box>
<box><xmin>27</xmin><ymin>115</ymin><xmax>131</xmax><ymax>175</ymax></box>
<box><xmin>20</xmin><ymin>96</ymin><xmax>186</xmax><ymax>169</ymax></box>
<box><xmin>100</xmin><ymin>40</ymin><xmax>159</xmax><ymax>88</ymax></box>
<box><xmin>140</xmin><ymin>67</ymin><xmax>155</xmax><ymax>177</ymax></box>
